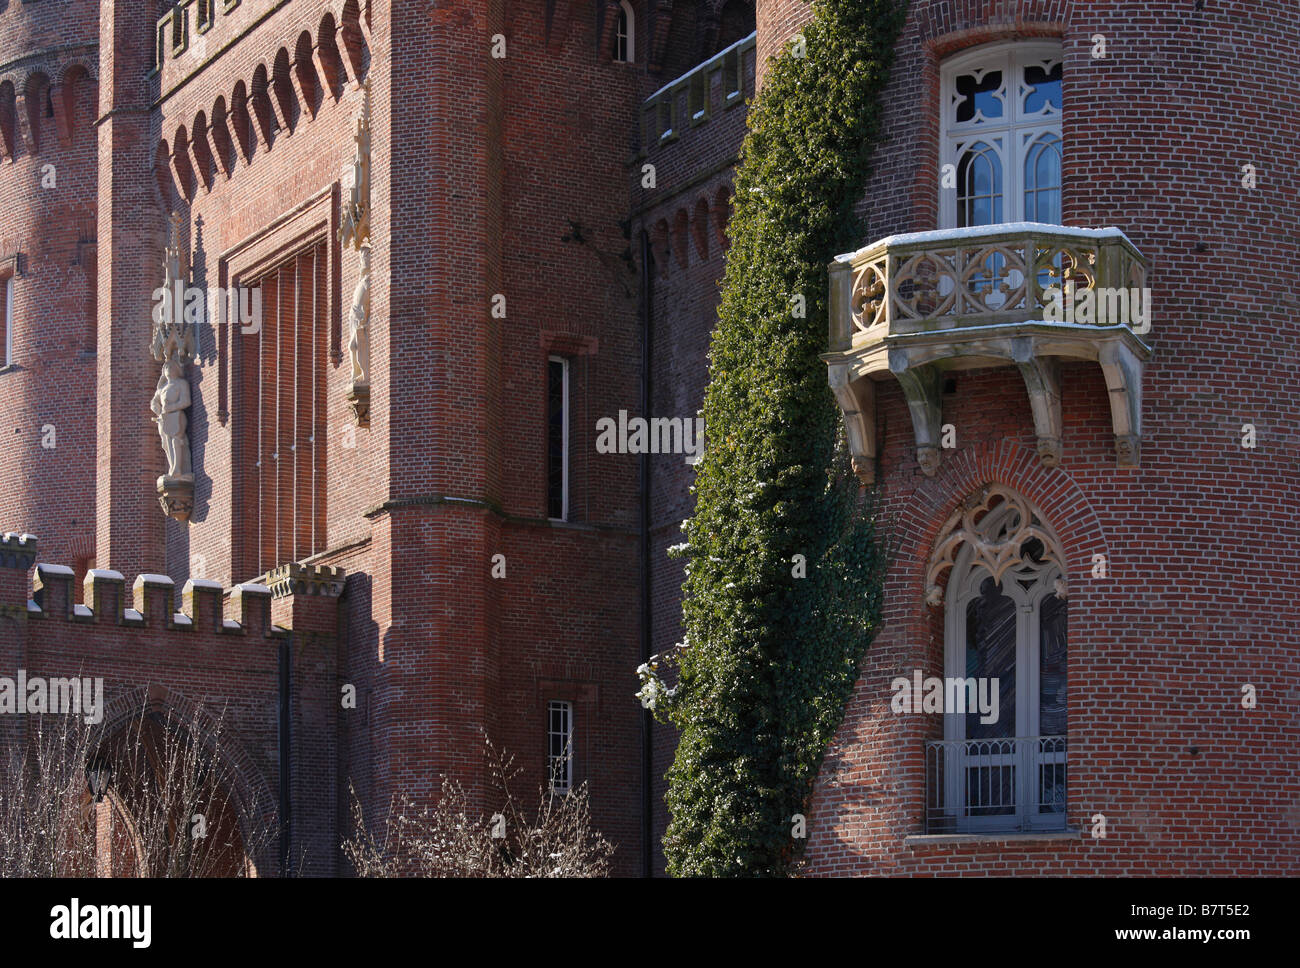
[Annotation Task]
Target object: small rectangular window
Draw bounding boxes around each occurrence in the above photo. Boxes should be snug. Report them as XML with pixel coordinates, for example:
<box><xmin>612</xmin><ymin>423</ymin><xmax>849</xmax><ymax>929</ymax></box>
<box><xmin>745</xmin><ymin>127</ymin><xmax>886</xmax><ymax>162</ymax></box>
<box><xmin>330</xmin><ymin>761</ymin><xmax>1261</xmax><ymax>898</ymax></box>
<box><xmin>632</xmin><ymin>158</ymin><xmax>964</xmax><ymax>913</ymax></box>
<box><xmin>547</xmin><ymin>356</ymin><xmax>569</xmax><ymax>521</ymax></box>
<box><xmin>547</xmin><ymin>700</ymin><xmax>573</xmax><ymax>795</ymax></box>
<box><xmin>3</xmin><ymin>276</ymin><xmax>13</xmax><ymax>366</ymax></box>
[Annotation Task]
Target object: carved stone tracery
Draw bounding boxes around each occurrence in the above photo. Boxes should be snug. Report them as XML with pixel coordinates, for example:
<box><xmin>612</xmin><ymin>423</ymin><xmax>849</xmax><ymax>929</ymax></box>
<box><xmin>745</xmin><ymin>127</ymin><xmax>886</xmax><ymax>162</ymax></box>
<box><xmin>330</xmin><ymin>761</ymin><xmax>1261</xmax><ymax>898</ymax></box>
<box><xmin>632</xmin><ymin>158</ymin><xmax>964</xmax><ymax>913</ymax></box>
<box><xmin>924</xmin><ymin>484</ymin><xmax>1066</xmax><ymax>607</ymax></box>
<box><xmin>825</xmin><ymin>225</ymin><xmax>1151</xmax><ymax>483</ymax></box>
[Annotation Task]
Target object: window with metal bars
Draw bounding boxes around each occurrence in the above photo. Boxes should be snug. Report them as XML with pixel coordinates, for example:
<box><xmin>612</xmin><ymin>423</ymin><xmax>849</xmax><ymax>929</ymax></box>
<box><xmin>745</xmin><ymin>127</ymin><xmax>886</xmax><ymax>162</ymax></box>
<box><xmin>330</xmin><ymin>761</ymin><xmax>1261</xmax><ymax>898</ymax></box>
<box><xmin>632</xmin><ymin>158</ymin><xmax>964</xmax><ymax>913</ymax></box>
<box><xmin>547</xmin><ymin>700</ymin><xmax>573</xmax><ymax>795</ymax></box>
<box><xmin>235</xmin><ymin>241</ymin><xmax>328</xmax><ymax>579</ymax></box>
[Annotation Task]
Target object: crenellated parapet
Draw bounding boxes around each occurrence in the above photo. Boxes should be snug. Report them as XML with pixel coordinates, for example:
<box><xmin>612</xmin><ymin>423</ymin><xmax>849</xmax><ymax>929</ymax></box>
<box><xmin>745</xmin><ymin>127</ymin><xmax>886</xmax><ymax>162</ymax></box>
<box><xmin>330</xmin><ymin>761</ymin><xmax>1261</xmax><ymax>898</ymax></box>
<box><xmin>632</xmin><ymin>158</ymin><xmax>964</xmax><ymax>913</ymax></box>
<box><xmin>6</xmin><ymin>555</ymin><xmax>344</xmax><ymax>639</ymax></box>
<box><xmin>18</xmin><ymin>561</ymin><xmax>286</xmax><ymax>640</ymax></box>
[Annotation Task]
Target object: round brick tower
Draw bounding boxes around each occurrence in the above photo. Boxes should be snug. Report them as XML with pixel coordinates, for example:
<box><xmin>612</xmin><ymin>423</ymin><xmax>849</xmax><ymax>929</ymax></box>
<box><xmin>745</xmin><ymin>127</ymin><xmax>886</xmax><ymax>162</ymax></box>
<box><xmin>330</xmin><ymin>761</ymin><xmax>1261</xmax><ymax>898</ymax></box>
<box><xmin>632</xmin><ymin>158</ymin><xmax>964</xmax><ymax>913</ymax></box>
<box><xmin>0</xmin><ymin>0</ymin><xmax>101</xmax><ymax>575</ymax></box>
<box><xmin>743</xmin><ymin>0</ymin><xmax>1300</xmax><ymax>874</ymax></box>
<box><xmin>754</xmin><ymin>0</ymin><xmax>813</xmax><ymax>90</ymax></box>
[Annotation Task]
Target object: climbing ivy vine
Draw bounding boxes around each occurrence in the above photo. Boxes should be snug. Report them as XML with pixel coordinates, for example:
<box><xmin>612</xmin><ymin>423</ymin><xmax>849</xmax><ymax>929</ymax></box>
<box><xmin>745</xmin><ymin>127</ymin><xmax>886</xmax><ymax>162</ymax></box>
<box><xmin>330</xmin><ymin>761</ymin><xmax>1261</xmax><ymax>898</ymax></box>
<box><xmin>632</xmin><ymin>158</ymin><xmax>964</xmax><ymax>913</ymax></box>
<box><xmin>638</xmin><ymin>0</ymin><xmax>907</xmax><ymax>877</ymax></box>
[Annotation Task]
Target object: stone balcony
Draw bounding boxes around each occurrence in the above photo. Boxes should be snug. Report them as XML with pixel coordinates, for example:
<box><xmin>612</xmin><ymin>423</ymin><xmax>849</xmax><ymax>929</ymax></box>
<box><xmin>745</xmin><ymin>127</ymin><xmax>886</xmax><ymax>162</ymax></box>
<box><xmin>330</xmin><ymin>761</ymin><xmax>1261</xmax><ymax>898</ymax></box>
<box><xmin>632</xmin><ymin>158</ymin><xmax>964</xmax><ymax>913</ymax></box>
<box><xmin>823</xmin><ymin>223</ymin><xmax>1151</xmax><ymax>483</ymax></box>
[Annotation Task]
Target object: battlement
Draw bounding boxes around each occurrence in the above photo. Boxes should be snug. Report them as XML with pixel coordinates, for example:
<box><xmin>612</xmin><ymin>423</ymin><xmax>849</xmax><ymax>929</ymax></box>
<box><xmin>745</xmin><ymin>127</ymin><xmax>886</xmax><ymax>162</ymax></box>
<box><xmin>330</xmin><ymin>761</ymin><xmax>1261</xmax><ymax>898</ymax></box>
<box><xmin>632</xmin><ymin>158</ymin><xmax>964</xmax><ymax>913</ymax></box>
<box><xmin>640</xmin><ymin>32</ymin><xmax>755</xmax><ymax>159</ymax></box>
<box><xmin>0</xmin><ymin>534</ymin><xmax>345</xmax><ymax>640</ymax></box>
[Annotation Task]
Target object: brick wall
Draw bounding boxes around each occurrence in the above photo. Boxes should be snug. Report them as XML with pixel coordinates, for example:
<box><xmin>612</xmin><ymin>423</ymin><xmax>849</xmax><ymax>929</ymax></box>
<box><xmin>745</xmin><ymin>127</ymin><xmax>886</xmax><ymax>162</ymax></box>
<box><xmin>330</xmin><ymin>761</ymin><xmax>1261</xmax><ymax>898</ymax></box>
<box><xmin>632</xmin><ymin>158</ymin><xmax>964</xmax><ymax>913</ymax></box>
<box><xmin>795</xmin><ymin>0</ymin><xmax>1300</xmax><ymax>875</ymax></box>
<box><xmin>0</xmin><ymin>0</ymin><xmax>100</xmax><ymax>584</ymax></box>
<box><xmin>0</xmin><ymin>534</ymin><xmax>343</xmax><ymax>875</ymax></box>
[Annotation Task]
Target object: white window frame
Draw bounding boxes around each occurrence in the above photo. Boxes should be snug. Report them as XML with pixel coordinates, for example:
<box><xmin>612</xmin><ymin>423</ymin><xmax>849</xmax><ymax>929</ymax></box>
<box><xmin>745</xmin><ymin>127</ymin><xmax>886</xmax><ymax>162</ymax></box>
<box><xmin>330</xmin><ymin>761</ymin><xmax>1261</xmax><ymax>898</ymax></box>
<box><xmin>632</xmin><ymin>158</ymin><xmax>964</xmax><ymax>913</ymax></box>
<box><xmin>615</xmin><ymin>1</ymin><xmax>634</xmax><ymax>63</ymax></box>
<box><xmin>942</xmin><ymin>496</ymin><xmax>1066</xmax><ymax>832</ymax></box>
<box><xmin>547</xmin><ymin>700</ymin><xmax>574</xmax><ymax>795</ymax></box>
<box><xmin>547</xmin><ymin>355</ymin><xmax>569</xmax><ymax>522</ymax></box>
<box><xmin>2</xmin><ymin>275</ymin><xmax>13</xmax><ymax>366</ymax></box>
<box><xmin>939</xmin><ymin>41</ymin><xmax>1063</xmax><ymax>229</ymax></box>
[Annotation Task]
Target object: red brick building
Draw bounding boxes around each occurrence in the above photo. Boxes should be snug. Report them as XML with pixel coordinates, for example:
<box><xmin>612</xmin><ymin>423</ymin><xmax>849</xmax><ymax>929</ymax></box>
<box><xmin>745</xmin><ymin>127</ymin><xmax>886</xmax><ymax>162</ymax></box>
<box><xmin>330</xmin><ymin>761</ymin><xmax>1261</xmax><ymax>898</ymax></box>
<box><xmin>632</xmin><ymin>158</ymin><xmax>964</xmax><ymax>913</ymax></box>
<box><xmin>1</xmin><ymin>0</ymin><xmax>1295</xmax><ymax>876</ymax></box>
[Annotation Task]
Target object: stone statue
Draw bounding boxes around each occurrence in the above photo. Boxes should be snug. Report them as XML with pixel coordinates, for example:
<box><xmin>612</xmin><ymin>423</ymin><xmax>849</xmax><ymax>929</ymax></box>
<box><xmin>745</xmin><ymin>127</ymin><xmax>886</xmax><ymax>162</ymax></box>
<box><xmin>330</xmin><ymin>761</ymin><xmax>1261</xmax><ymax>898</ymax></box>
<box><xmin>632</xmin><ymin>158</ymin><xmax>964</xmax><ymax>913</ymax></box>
<box><xmin>340</xmin><ymin>82</ymin><xmax>372</xmax><ymax>426</ymax></box>
<box><xmin>150</xmin><ymin>213</ymin><xmax>197</xmax><ymax>520</ymax></box>
<box><xmin>348</xmin><ymin>245</ymin><xmax>371</xmax><ymax>386</ymax></box>
<box><xmin>152</xmin><ymin>357</ymin><xmax>192</xmax><ymax>479</ymax></box>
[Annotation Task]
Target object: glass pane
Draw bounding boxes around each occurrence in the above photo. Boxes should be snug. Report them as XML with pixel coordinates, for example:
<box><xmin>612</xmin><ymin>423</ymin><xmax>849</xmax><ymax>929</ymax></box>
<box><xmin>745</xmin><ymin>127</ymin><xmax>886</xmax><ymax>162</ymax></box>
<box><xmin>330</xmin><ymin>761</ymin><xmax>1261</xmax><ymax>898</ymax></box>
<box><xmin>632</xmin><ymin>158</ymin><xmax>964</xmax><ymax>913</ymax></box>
<box><xmin>1024</xmin><ymin>134</ymin><xmax>1062</xmax><ymax>224</ymax></box>
<box><xmin>964</xmin><ymin>574</ymin><xmax>1016</xmax><ymax>739</ymax></box>
<box><xmin>956</xmin><ymin>142</ymin><xmax>1002</xmax><ymax>227</ymax></box>
<box><xmin>547</xmin><ymin>360</ymin><xmax>565</xmax><ymax>518</ymax></box>
<box><xmin>1023</xmin><ymin>61</ymin><xmax>1062</xmax><ymax>115</ymax></box>
<box><xmin>1039</xmin><ymin>592</ymin><xmax>1067</xmax><ymax>736</ymax></box>
<box><xmin>955</xmin><ymin>70</ymin><xmax>1003</xmax><ymax>123</ymax></box>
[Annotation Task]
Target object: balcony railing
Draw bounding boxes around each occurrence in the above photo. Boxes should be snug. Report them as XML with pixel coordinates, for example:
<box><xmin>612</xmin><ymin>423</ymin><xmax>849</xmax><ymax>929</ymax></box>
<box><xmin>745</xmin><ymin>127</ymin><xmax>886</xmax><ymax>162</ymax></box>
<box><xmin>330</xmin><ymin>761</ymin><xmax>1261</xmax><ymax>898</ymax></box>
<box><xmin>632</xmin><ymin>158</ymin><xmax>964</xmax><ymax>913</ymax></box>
<box><xmin>924</xmin><ymin>735</ymin><xmax>1067</xmax><ymax>834</ymax></box>
<box><xmin>829</xmin><ymin>222</ymin><xmax>1147</xmax><ymax>350</ymax></box>
<box><xmin>823</xmin><ymin>223</ymin><xmax>1151</xmax><ymax>480</ymax></box>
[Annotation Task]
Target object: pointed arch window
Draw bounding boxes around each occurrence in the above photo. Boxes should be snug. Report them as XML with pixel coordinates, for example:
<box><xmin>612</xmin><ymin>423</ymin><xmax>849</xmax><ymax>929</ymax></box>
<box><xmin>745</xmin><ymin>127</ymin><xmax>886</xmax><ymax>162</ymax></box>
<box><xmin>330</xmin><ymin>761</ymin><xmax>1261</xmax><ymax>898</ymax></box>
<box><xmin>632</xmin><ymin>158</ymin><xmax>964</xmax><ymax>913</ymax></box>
<box><xmin>924</xmin><ymin>486</ymin><xmax>1068</xmax><ymax>833</ymax></box>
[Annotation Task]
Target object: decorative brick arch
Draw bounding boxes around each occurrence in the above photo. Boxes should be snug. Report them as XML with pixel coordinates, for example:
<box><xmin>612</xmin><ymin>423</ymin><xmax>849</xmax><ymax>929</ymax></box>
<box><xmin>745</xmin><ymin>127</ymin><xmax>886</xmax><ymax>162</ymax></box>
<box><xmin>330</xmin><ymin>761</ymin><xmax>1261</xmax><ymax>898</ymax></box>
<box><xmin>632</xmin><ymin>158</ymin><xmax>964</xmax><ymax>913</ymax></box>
<box><xmin>890</xmin><ymin>440</ymin><xmax>1109</xmax><ymax>608</ymax></box>
<box><xmin>916</xmin><ymin>0</ymin><xmax>1067</xmax><ymax>53</ymax></box>
<box><xmin>97</xmin><ymin>684</ymin><xmax>279</xmax><ymax>876</ymax></box>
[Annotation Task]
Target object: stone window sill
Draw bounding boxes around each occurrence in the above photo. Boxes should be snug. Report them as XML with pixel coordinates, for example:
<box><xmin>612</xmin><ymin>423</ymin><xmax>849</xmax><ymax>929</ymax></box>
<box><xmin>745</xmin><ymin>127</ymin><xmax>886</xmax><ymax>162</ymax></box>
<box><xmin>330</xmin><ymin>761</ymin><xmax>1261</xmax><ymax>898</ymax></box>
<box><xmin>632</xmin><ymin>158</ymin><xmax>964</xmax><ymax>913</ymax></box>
<box><xmin>904</xmin><ymin>828</ymin><xmax>1081</xmax><ymax>848</ymax></box>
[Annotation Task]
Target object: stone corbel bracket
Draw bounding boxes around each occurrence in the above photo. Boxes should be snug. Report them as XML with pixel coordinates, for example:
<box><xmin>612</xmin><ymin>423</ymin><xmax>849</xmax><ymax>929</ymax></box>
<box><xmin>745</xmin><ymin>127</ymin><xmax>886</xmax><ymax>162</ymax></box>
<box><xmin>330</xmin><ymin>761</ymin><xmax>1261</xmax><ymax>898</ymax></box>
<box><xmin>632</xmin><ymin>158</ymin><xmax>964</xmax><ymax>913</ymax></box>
<box><xmin>824</xmin><ymin>324</ymin><xmax>1149</xmax><ymax>480</ymax></box>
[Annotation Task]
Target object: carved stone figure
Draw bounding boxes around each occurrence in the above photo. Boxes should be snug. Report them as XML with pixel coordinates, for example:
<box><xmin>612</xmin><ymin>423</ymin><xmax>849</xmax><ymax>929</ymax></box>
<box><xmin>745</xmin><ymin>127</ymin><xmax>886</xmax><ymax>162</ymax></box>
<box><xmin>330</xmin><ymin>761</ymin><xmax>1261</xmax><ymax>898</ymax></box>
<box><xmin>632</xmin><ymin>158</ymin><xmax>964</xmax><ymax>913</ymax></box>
<box><xmin>348</xmin><ymin>245</ymin><xmax>371</xmax><ymax>386</ymax></box>
<box><xmin>151</xmin><ymin>213</ymin><xmax>196</xmax><ymax>521</ymax></box>
<box><xmin>151</xmin><ymin>357</ymin><xmax>192</xmax><ymax>479</ymax></box>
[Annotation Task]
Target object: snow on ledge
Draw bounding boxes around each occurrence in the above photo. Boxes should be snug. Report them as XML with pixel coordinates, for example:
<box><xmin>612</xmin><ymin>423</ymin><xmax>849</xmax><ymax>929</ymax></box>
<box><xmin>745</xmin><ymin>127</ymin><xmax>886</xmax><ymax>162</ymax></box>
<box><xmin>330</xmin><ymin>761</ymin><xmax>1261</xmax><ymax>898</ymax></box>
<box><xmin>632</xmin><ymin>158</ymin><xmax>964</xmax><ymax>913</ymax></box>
<box><xmin>222</xmin><ymin>619</ymin><xmax>241</xmax><ymax>630</ymax></box>
<box><xmin>124</xmin><ymin>608</ymin><xmax>143</xmax><ymax>622</ymax></box>
<box><xmin>86</xmin><ymin>568</ymin><xmax>126</xmax><ymax>582</ymax></box>
<box><xmin>184</xmin><ymin>578</ymin><xmax>224</xmax><ymax>591</ymax></box>
<box><xmin>72</xmin><ymin>604</ymin><xmax>92</xmax><ymax>618</ymax></box>
<box><xmin>834</xmin><ymin>223</ymin><xmax>1137</xmax><ymax>264</ymax></box>
<box><xmin>234</xmin><ymin>582</ymin><xmax>270</xmax><ymax>595</ymax></box>
<box><xmin>172</xmin><ymin>613</ymin><xmax>193</xmax><ymax>626</ymax></box>
<box><xmin>136</xmin><ymin>573</ymin><xmax>175</xmax><ymax>586</ymax></box>
<box><xmin>35</xmin><ymin>563</ymin><xmax>75</xmax><ymax>577</ymax></box>
<box><xmin>2</xmin><ymin>532</ymin><xmax>37</xmax><ymax>544</ymax></box>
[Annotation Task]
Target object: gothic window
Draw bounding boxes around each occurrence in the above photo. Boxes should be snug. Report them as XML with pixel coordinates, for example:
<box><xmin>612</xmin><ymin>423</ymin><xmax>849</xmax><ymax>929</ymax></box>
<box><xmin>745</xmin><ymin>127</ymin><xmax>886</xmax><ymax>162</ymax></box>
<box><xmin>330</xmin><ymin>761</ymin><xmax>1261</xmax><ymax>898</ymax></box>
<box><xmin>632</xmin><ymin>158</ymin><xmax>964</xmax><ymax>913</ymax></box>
<box><xmin>941</xmin><ymin>43</ymin><xmax>1063</xmax><ymax>230</ymax></box>
<box><xmin>615</xmin><ymin>1</ymin><xmax>634</xmax><ymax>63</ymax></box>
<box><xmin>925</xmin><ymin>486</ymin><xmax>1068</xmax><ymax>833</ymax></box>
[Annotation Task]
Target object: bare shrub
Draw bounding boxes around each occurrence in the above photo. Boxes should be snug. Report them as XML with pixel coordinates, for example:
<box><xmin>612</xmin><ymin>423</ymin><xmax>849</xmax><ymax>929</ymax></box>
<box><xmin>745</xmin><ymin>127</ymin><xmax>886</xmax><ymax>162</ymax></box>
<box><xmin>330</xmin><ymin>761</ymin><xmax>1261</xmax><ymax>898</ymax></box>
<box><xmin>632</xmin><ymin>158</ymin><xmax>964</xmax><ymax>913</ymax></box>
<box><xmin>344</xmin><ymin>738</ymin><xmax>614</xmax><ymax>878</ymax></box>
<box><xmin>0</xmin><ymin>704</ymin><xmax>271</xmax><ymax>878</ymax></box>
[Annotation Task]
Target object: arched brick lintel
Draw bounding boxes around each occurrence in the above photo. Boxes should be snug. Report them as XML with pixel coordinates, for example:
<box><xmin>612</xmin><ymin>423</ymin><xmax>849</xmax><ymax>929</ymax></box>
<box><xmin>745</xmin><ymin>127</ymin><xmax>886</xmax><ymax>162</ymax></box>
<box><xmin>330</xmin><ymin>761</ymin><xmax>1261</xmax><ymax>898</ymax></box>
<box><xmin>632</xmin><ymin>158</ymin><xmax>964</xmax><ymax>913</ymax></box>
<box><xmin>97</xmin><ymin>684</ymin><xmax>279</xmax><ymax>876</ymax></box>
<box><xmin>916</xmin><ymin>1</ymin><xmax>1067</xmax><ymax>56</ymax></box>
<box><xmin>886</xmin><ymin>439</ymin><xmax>1109</xmax><ymax>606</ymax></box>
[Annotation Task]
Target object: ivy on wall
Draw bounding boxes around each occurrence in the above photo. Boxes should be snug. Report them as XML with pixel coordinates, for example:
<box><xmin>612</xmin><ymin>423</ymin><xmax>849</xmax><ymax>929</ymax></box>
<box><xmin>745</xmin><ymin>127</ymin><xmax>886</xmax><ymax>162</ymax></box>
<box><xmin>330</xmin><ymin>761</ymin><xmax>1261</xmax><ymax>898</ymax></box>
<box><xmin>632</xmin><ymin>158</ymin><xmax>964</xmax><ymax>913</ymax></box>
<box><xmin>638</xmin><ymin>0</ymin><xmax>908</xmax><ymax>877</ymax></box>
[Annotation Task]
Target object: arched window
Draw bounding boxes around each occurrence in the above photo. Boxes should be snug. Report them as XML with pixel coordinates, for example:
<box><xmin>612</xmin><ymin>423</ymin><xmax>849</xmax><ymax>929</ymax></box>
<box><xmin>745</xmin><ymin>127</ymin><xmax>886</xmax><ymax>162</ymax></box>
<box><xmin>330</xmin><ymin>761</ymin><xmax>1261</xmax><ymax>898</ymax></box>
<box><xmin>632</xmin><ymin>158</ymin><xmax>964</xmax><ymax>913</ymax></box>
<box><xmin>615</xmin><ymin>1</ymin><xmax>634</xmax><ymax>63</ymax></box>
<box><xmin>924</xmin><ymin>485</ymin><xmax>1068</xmax><ymax>833</ymax></box>
<box><xmin>940</xmin><ymin>43</ymin><xmax>1062</xmax><ymax>229</ymax></box>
